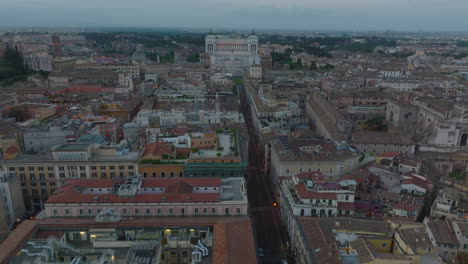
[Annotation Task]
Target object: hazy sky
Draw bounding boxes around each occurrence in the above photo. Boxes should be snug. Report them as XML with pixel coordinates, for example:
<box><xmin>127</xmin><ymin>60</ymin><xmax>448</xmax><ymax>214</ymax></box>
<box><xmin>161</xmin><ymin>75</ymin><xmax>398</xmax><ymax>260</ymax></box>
<box><xmin>0</xmin><ymin>0</ymin><xmax>467</xmax><ymax>31</ymax></box>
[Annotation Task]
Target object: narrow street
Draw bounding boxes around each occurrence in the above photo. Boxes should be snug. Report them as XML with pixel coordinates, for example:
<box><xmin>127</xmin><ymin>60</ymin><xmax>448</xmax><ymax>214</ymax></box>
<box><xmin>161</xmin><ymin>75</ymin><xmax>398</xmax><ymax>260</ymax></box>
<box><xmin>238</xmin><ymin>84</ymin><xmax>291</xmax><ymax>264</ymax></box>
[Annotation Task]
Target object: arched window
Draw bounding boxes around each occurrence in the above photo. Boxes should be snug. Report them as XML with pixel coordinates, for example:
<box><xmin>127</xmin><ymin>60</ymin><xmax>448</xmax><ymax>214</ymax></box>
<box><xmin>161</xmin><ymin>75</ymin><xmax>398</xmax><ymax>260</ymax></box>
<box><xmin>460</xmin><ymin>133</ymin><xmax>468</xmax><ymax>146</ymax></box>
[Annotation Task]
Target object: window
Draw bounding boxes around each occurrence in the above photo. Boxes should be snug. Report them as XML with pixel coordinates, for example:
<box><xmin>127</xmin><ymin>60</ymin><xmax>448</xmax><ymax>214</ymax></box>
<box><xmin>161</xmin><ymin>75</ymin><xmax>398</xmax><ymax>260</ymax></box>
<box><xmin>237</xmin><ymin>208</ymin><xmax>241</xmax><ymax>215</ymax></box>
<box><xmin>100</xmin><ymin>166</ymin><xmax>106</xmax><ymax>170</ymax></box>
<box><xmin>91</xmin><ymin>166</ymin><xmax>97</xmax><ymax>170</ymax></box>
<box><xmin>345</xmin><ymin>195</ymin><xmax>349</xmax><ymax>201</ymax></box>
<box><xmin>203</xmin><ymin>208</ymin><xmax>207</xmax><ymax>214</ymax></box>
<box><xmin>119</xmin><ymin>166</ymin><xmax>124</xmax><ymax>170</ymax></box>
<box><xmin>29</xmin><ymin>167</ymin><xmax>34</xmax><ymax>171</ymax></box>
<box><xmin>146</xmin><ymin>208</ymin><xmax>150</xmax><ymax>215</ymax></box>
<box><xmin>59</xmin><ymin>173</ymin><xmax>65</xmax><ymax>178</ymax></box>
<box><xmin>40</xmin><ymin>182</ymin><xmax>46</xmax><ymax>186</ymax></box>
<box><xmin>88</xmin><ymin>209</ymin><xmax>93</xmax><ymax>215</ymax></box>
<box><xmin>179</xmin><ymin>172</ymin><xmax>183</xmax><ymax>177</ymax></box>
<box><xmin>110</xmin><ymin>166</ymin><xmax>115</xmax><ymax>170</ymax></box>
<box><xmin>19</xmin><ymin>167</ymin><xmax>24</xmax><ymax>171</ymax></box>
<box><xmin>53</xmin><ymin>209</ymin><xmax>58</xmax><ymax>216</ymax></box>
<box><xmin>48</xmin><ymin>173</ymin><xmax>54</xmax><ymax>179</ymax></box>
<box><xmin>128</xmin><ymin>165</ymin><xmax>134</xmax><ymax>170</ymax></box>
<box><xmin>92</xmin><ymin>173</ymin><xmax>97</xmax><ymax>178</ymax></box>
<box><xmin>59</xmin><ymin>166</ymin><xmax>64</xmax><ymax>171</ymax></box>
<box><xmin>143</xmin><ymin>172</ymin><xmax>148</xmax><ymax>178</ymax></box>
<box><xmin>170</xmin><ymin>172</ymin><xmax>174</xmax><ymax>177</ymax></box>
<box><xmin>79</xmin><ymin>209</ymin><xmax>83</xmax><ymax>215</ymax></box>
<box><xmin>123</xmin><ymin>209</ymin><xmax>127</xmax><ymax>215</ymax></box>
<box><xmin>157</xmin><ymin>208</ymin><xmax>161</xmax><ymax>215</ymax></box>
<box><xmin>31</xmin><ymin>182</ymin><xmax>37</xmax><ymax>186</ymax></box>
<box><xmin>194</xmin><ymin>208</ymin><xmax>199</xmax><ymax>215</ymax></box>
<box><xmin>79</xmin><ymin>166</ymin><xmax>85</xmax><ymax>170</ymax></box>
<box><xmin>152</xmin><ymin>172</ymin><xmax>156</xmax><ymax>178</ymax></box>
<box><xmin>169</xmin><ymin>208</ymin><xmax>173</xmax><ymax>215</ymax></box>
<box><xmin>161</xmin><ymin>172</ymin><xmax>165</xmax><ymax>178</ymax></box>
<box><xmin>97</xmin><ymin>209</ymin><xmax>101</xmax><ymax>214</ymax></box>
<box><xmin>30</xmin><ymin>174</ymin><xmax>36</xmax><ymax>180</ymax></box>
<box><xmin>65</xmin><ymin>209</ymin><xmax>70</xmax><ymax>215</ymax></box>
<box><xmin>212</xmin><ymin>208</ymin><xmax>216</xmax><ymax>214</ymax></box>
<box><xmin>50</xmin><ymin>182</ymin><xmax>56</xmax><ymax>186</ymax></box>
<box><xmin>38</xmin><ymin>166</ymin><xmax>44</xmax><ymax>171</ymax></box>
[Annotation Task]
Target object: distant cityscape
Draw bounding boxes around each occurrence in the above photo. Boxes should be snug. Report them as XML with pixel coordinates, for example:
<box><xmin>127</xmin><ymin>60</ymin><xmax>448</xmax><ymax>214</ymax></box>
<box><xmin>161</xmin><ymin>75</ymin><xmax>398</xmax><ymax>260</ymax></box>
<box><xmin>0</xmin><ymin>27</ymin><xmax>467</xmax><ymax>264</ymax></box>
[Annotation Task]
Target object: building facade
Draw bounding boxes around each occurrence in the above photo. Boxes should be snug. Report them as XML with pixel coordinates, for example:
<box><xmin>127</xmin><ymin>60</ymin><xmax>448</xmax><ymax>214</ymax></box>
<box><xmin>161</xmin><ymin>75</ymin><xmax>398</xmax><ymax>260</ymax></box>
<box><xmin>44</xmin><ymin>176</ymin><xmax>248</xmax><ymax>218</ymax></box>
<box><xmin>205</xmin><ymin>34</ymin><xmax>261</xmax><ymax>74</ymax></box>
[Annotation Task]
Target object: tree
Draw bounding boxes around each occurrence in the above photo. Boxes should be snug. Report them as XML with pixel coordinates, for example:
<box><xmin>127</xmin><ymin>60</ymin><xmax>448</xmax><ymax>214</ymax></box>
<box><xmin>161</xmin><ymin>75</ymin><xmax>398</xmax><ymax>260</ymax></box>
<box><xmin>187</xmin><ymin>53</ymin><xmax>200</xmax><ymax>62</ymax></box>
<box><xmin>8</xmin><ymin>108</ymin><xmax>25</xmax><ymax>121</ymax></box>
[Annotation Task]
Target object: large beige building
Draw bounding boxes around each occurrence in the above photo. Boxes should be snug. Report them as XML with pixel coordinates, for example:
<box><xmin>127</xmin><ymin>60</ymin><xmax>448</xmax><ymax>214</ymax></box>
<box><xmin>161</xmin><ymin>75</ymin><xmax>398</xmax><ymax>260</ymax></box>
<box><xmin>269</xmin><ymin>137</ymin><xmax>361</xmax><ymax>183</ymax></box>
<box><xmin>0</xmin><ymin>142</ymin><xmax>140</xmax><ymax>212</ymax></box>
<box><xmin>205</xmin><ymin>34</ymin><xmax>260</xmax><ymax>74</ymax></box>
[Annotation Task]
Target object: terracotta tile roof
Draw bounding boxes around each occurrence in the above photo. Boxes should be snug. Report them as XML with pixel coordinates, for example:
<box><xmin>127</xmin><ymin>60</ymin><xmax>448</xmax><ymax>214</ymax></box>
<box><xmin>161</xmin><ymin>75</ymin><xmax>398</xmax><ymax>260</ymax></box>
<box><xmin>0</xmin><ymin>220</ymin><xmax>38</xmax><ymax>263</ymax></box>
<box><xmin>427</xmin><ymin>219</ymin><xmax>459</xmax><ymax>245</ymax></box>
<box><xmin>393</xmin><ymin>196</ymin><xmax>420</xmax><ymax>212</ymax></box>
<box><xmin>299</xmin><ymin>217</ymin><xmax>342</xmax><ymax>264</ymax></box>
<box><xmin>296</xmin><ymin>171</ymin><xmax>327</xmax><ymax>184</ymax></box>
<box><xmin>46</xmin><ymin>178</ymin><xmax>223</xmax><ymax>204</ymax></box>
<box><xmin>402</xmin><ymin>175</ymin><xmax>432</xmax><ymax>191</ymax></box>
<box><xmin>225</xmin><ymin>219</ymin><xmax>257</xmax><ymax>264</ymax></box>
<box><xmin>295</xmin><ymin>184</ymin><xmax>338</xmax><ymax>200</ymax></box>
<box><xmin>142</xmin><ymin>141</ymin><xmax>172</xmax><ymax>157</ymax></box>
<box><xmin>4</xmin><ymin>145</ymin><xmax>19</xmax><ymax>155</ymax></box>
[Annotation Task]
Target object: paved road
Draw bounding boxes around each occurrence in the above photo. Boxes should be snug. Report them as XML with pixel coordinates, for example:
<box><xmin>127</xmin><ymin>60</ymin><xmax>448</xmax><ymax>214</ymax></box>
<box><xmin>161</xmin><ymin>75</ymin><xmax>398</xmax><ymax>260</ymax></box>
<box><xmin>239</xmin><ymin>85</ymin><xmax>292</xmax><ymax>264</ymax></box>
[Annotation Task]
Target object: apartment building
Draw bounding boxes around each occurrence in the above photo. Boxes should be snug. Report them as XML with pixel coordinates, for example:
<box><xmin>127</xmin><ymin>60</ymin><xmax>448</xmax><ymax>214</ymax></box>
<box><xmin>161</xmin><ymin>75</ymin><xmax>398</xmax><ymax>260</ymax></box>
<box><xmin>0</xmin><ymin>141</ymin><xmax>140</xmax><ymax>212</ymax></box>
<box><xmin>269</xmin><ymin>137</ymin><xmax>361</xmax><ymax>182</ymax></box>
<box><xmin>44</xmin><ymin>176</ymin><xmax>248</xmax><ymax>218</ymax></box>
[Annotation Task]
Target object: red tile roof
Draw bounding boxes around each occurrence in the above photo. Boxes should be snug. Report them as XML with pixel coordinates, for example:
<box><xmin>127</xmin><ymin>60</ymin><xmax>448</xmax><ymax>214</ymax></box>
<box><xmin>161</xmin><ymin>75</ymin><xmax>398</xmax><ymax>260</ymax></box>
<box><xmin>45</xmin><ymin>178</ymin><xmax>223</xmax><ymax>204</ymax></box>
<box><xmin>393</xmin><ymin>196</ymin><xmax>420</xmax><ymax>212</ymax></box>
<box><xmin>296</xmin><ymin>171</ymin><xmax>327</xmax><ymax>184</ymax></box>
<box><xmin>299</xmin><ymin>217</ymin><xmax>342</xmax><ymax>264</ymax></box>
<box><xmin>142</xmin><ymin>141</ymin><xmax>172</xmax><ymax>157</ymax></box>
<box><xmin>4</xmin><ymin>145</ymin><xmax>19</xmax><ymax>155</ymax></box>
<box><xmin>295</xmin><ymin>184</ymin><xmax>337</xmax><ymax>200</ymax></box>
<box><xmin>402</xmin><ymin>174</ymin><xmax>432</xmax><ymax>191</ymax></box>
